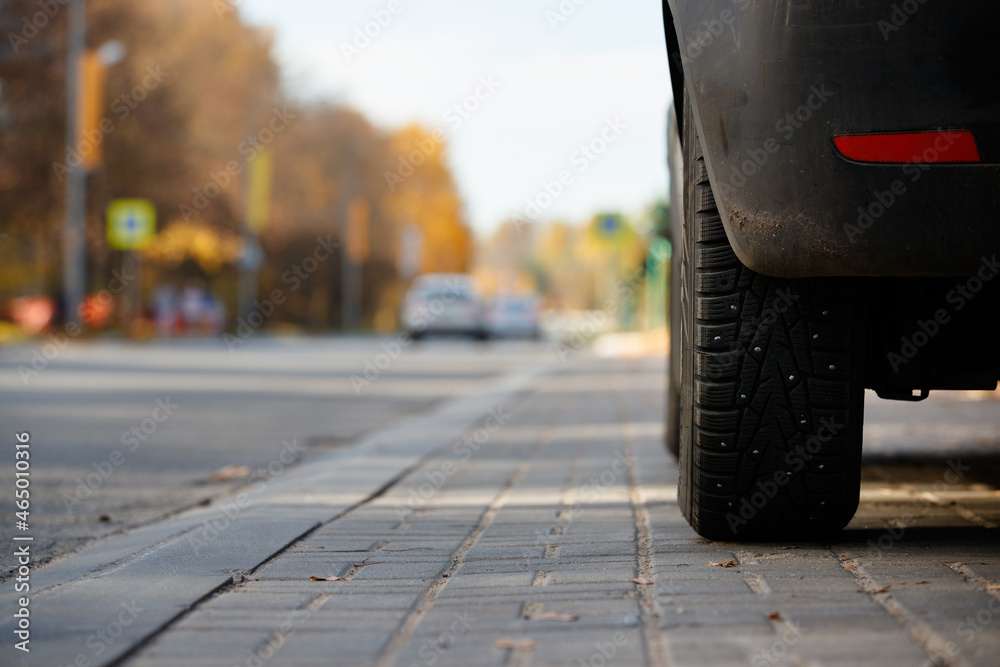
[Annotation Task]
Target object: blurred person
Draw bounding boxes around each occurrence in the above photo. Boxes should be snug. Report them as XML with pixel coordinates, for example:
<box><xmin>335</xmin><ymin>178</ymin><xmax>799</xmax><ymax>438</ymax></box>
<box><xmin>152</xmin><ymin>283</ymin><xmax>180</xmax><ymax>338</ymax></box>
<box><xmin>204</xmin><ymin>291</ymin><xmax>226</xmax><ymax>335</ymax></box>
<box><xmin>180</xmin><ymin>278</ymin><xmax>209</xmax><ymax>335</ymax></box>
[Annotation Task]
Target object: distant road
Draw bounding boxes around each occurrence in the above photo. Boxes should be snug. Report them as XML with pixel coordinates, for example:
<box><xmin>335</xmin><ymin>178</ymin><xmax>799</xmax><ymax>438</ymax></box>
<box><xmin>0</xmin><ymin>335</ymin><xmax>556</xmax><ymax>578</ymax></box>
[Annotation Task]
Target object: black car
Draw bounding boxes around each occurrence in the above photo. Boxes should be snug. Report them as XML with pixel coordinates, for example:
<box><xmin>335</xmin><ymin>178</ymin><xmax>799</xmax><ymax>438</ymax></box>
<box><xmin>661</xmin><ymin>2</ymin><xmax>1000</xmax><ymax>540</ymax></box>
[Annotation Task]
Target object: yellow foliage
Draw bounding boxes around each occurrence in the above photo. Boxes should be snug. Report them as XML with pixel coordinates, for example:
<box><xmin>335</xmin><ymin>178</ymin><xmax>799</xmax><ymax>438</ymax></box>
<box><xmin>142</xmin><ymin>219</ymin><xmax>242</xmax><ymax>273</ymax></box>
<box><xmin>386</xmin><ymin>125</ymin><xmax>472</xmax><ymax>274</ymax></box>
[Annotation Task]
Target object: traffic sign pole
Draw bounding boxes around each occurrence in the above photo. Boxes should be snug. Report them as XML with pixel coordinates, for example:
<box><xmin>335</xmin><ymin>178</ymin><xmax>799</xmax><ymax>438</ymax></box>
<box><xmin>106</xmin><ymin>199</ymin><xmax>155</xmax><ymax>332</ymax></box>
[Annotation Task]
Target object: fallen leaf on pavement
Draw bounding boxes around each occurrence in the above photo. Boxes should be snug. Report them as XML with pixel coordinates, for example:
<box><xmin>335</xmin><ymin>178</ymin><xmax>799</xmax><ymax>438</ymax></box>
<box><xmin>875</xmin><ymin>584</ymin><xmax>892</xmax><ymax>594</ymax></box>
<box><xmin>709</xmin><ymin>560</ymin><xmax>736</xmax><ymax>568</ymax></box>
<box><xmin>631</xmin><ymin>577</ymin><xmax>654</xmax><ymax>585</ymax></box>
<box><xmin>495</xmin><ymin>638</ymin><xmax>538</xmax><ymax>651</ymax></box>
<box><xmin>766</xmin><ymin>612</ymin><xmax>782</xmax><ymax>621</ymax></box>
<box><xmin>899</xmin><ymin>580</ymin><xmax>930</xmax><ymax>585</ymax></box>
<box><xmin>211</xmin><ymin>464</ymin><xmax>251</xmax><ymax>481</ymax></box>
<box><xmin>531</xmin><ymin>611</ymin><xmax>578</xmax><ymax>622</ymax></box>
<box><xmin>309</xmin><ymin>575</ymin><xmax>347</xmax><ymax>581</ymax></box>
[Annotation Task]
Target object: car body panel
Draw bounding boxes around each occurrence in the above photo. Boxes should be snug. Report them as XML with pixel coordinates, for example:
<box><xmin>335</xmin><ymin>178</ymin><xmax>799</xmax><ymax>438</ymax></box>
<box><xmin>663</xmin><ymin>1</ymin><xmax>1000</xmax><ymax>278</ymax></box>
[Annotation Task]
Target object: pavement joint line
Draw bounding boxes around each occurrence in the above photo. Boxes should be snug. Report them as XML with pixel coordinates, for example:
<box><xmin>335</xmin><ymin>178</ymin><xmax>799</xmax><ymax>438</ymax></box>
<box><xmin>109</xmin><ymin>385</ymin><xmax>543</xmax><ymax>666</ymax></box>
<box><xmin>35</xmin><ymin>362</ymin><xmax>549</xmax><ymax>598</ymax></box>
<box><xmin>102</xmin><ymin>568</ymin><xmax>256</xmax><ymax>667</ymax></box>
<box><xmin>240</xmin><ymin>591</ymin><xmax>333</xmax><ymax>666</ymax></box>
<box><xmin>10</xmin><ymin>363</ymin><xmax>554</xmax><ymax>667</ymax></box>
<box><xmin>619</xmin><ymin>380</ymin><xmax>670</xmax><ymax>667</ymax></box>
<box><xmin>105</xmin><ymin>518</ymin><xmax>334</xmax><ymax>667</ymax></box>
<box><xmin>744</xmin><ymin>575</ymin><xmax>772</xmax><ymax>596</ymax></box>
<box><xmin>113</xmin><ymin>451</ymin><xmax>431</xmax><ymax>666</ymax></box>
<box><xmin>331</xmin><ymin>540</ymin><xmax>391</xmax><ymax>581</ymax></box>
<box><xmin>372</xmin><ymin>454</ymin><xmax>537</xmax><ymax>667</ymax></box>
<box><xmin>831</xmin><ymin>548</ymin><xmax>969</xmax><ymax>667</ymax></box>
<box><xmin>868</xmin><ymin>464</ymin><xmax>999</xmax><ymax>530</ymax></box>
<box><xmin>372</xmin><ymin>392</ymin><xmax>569</xmax><ymax>667</ymax></box>
<box><xmin>945</xmin><ymin>562</ymin><xmax>1000</xmax><ymax>602</ymax></box>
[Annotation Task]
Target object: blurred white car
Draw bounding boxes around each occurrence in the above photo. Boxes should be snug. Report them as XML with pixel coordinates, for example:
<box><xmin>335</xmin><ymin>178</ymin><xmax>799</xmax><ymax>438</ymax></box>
<box><xmin>400</xmin><ymin>274</ymin><xmax>487</xmax><ymax>340</ymax></box>
<box><xmin>485</xmin><ymin>295</ymin><xmax>541</xmax><ymax>340</ymax></box>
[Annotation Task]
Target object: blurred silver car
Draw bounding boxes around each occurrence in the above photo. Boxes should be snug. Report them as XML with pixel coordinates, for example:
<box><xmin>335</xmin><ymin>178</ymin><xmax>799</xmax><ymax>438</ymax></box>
<box><xmin>400</xmin><ymin>274</ymin><xmax>487</xmax><ymax>340</ymax></box>
<box><xmin>485</xmin><ymin>295</ymin><xmax>541</xmax><ymax>339</ymax></box>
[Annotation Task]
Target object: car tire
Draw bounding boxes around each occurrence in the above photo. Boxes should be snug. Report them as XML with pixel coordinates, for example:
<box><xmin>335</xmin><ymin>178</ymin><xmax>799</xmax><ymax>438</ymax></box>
<box><xmin>666</xmin><ymin>101</ymin><xmax>684</xmax><ymax>460</ymax></box>
<box><xmin>677</xmin><ymin>95</ymin><xmax>866</xmax><ymax>541</ymax></box>
<box><xmin>666</xmin><ymin>237</ymin><xmax>681</xmax><ymax>459</ymax></box>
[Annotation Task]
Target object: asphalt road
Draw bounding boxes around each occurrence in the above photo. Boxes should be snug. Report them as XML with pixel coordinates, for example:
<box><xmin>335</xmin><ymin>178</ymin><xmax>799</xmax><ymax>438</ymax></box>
<box><xmin>0</xmin><ymin>336</ymin><xmax>554</xmax><ymax>578</ymax></box>
<box><xmin>1</xmin><ymin>336</ymin><xmax>999</xmax><ymax>666</ymax></box>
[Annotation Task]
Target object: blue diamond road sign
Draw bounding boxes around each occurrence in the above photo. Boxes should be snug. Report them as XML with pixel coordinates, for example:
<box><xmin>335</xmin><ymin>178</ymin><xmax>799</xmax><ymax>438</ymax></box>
<box><xmin>107</xmin><ymin>199</ymin><xmax>156</xmax><ymax>250</ymax></box>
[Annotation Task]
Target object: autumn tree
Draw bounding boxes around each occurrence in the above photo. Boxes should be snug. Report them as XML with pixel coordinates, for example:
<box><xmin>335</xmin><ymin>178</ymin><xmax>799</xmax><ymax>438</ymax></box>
<box><xmin>385</xmin><ymin>125</ymin><xmax>472</xmax><ymax>275</ymax></box>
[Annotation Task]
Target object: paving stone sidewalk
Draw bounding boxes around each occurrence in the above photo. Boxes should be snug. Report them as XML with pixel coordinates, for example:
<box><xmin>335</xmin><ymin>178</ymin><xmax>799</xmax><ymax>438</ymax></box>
<box><xmin>121</xmin><ymin>356</ymin><xmax>1000</xmax><ymax>667</ymax></box>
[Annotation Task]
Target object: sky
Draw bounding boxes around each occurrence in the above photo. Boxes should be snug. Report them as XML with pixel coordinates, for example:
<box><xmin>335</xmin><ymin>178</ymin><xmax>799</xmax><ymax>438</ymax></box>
<box><xmin>237</xmin><ymin>0</ymin><xmax>673</xmax><ymax>238</ymax></box>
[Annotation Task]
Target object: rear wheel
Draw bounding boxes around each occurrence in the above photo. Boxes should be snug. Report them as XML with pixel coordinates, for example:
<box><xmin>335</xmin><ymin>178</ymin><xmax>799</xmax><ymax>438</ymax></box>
<box><xmin>677</xmin><ymin>100</ymin><xmax>866</xmax><ymax>541</ymax></box>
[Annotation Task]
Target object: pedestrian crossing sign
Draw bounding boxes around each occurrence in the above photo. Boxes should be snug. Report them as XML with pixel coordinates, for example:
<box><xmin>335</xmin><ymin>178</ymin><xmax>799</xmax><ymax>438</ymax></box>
<box><xmin>107</xmin><ymin>199</ymin><xmax>156</xmax><ymax>250</ymax></box>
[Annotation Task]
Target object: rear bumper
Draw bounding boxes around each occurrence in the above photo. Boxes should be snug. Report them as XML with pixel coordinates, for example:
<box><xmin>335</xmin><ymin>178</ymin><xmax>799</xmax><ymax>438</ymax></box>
<box><xmin>666</xmin><ymin>1</ymin><xmax>1000</xmax><ymax>277</ymax></box>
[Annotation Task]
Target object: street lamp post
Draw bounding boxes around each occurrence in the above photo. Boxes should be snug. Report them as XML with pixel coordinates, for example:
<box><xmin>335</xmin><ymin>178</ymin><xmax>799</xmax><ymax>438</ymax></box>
<box><xmin>63</xmin><ymin>0</ymin><xmax>86</xmax><ymax>325</ymax></box>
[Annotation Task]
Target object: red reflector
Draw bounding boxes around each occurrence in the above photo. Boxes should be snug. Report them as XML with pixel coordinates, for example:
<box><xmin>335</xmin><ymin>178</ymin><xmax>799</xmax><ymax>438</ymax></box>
<box><xmin>833</xmin><ymin>131</ymin><xmax>980</xmax><ymax>164</ymax></box>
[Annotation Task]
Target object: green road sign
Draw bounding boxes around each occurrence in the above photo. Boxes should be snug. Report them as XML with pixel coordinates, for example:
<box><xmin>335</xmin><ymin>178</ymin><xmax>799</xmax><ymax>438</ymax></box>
<box><xmin>107</xmin><ymin>199</ymin><xmax>156</xmax><ymax>250</ymax></box>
